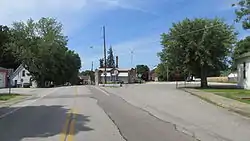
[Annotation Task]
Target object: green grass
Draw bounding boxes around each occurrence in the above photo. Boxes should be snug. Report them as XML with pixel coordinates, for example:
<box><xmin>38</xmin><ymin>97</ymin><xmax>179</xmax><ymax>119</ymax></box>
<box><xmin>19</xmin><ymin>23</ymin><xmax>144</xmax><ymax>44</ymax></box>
<box><xmin>0</xmin><ymin>94</ymin><xmax>20</xmax><ymax>101</ymax></box>
<box><xmin>201</xmin><ymin>89</ymin><xmax>250</xmax><ymax>104</ymax></box>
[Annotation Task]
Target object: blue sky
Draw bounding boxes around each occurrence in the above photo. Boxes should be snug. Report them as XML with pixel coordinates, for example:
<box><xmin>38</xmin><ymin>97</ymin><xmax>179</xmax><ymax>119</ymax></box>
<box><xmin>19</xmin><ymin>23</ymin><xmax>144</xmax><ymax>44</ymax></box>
<box><xmin>1</xmin><ymin>0</ymin><xmax>248</xmax><ymax>71</ymax></box>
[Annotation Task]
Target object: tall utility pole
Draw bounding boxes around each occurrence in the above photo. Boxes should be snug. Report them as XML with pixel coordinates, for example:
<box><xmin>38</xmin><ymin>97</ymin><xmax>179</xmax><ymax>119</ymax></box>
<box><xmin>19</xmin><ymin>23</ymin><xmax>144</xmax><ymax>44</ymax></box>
<box><xmin>130</xmin><ymin>49</ymin><xmax>134</xmax><ymax>68</ymax></box>
<box><xmin>91</xmin><ymin>61</ymin><xmax>93</xmax><ymax>71</ymax></box>
<box><xmin>103</xmin><ymin>26</ymin><xmax>107</xmax><ymax>84</ymax></box>
<box><xmin>90</xmin><ymin>46</ymin><xmax>94</xmax><ymax>72</ymax></box>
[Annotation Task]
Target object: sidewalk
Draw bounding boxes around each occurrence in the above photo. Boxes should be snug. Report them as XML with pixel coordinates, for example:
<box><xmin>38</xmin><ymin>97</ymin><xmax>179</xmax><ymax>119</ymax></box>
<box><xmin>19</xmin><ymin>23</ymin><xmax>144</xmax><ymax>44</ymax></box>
<box><xmin>183</xmin><ymin>88</ymin><xmax>250</xmax><ymax>117</ymax></box>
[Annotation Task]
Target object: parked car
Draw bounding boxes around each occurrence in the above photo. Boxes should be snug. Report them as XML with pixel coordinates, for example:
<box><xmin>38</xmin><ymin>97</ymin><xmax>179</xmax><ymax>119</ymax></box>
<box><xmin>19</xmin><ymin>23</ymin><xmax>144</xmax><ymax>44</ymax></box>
<box><xmin>23</xmin><ymin>83</ymin><xmax>31</xmax><ymax>88</ymax></box>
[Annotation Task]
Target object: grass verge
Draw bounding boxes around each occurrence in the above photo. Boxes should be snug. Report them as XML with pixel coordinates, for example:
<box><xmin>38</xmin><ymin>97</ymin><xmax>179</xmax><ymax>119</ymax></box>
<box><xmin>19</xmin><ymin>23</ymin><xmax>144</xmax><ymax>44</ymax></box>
<box><xmin>0</xmin><ymin>93</ymin><xmax>20</xmax><ymax>101</ymax></box>
<box><xmin>201</xmin><ymin>89</ymin><xmax>250</xmax><ymax>104</ymax></box>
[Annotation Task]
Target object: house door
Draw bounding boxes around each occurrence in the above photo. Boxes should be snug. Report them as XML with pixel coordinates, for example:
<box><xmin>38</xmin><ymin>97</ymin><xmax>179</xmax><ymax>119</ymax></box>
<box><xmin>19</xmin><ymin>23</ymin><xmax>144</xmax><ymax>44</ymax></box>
<box><xmin>14</xmin><ymin>80</ymin><xmax>17</xmax><ymax>87</ymax></box>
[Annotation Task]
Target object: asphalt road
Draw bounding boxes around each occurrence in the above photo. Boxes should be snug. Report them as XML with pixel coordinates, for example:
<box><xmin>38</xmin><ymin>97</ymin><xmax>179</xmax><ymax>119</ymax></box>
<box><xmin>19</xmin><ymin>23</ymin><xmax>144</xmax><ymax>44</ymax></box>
<box><xmin>0</xmin><ymin>86</ymin><xmax>195</xmax><ymax>141</ymax></box>
<box><xmin>103</xmin><ymin>84</ymin><xmax>250</xmax><ymax>141</ymax></box>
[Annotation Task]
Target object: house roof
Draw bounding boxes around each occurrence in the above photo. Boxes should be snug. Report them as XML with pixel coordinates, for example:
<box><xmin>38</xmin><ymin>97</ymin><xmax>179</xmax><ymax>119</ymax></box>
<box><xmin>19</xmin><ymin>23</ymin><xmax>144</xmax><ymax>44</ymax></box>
<box><xmin>10</xmin><ymin>64</ymin><xmax>24</xmax><ymax>79</ymax></box>
<box><xmin>235</xmin><ymin>52</ymin><xmax>250</xmax><ymax>60</ymax></box>
<box><xmin>79</xmin><ymin>75</ymin><xmax>90</xmax><ymax>80</ymax></box>
<box><xmin>98</xmin><ymin>68</ymin><xmax>132</xmax><ymax>72</ymax></box>
<box><xmin>100</xmin><ymin>72</ymin><xmax>129</xmax><ymax>77</ymax></box>
<box><xmin>0</xmin><ymin>67</ymin><xmax>8</xmax><ymax>70</ymax></box>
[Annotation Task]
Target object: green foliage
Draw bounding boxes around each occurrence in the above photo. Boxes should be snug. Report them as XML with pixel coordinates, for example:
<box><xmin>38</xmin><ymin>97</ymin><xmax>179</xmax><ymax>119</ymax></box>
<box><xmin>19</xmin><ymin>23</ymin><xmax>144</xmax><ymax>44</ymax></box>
<box><xmin>136</xmin><ymin>65</ymin><xmax>149</xmax><ymax>81</ymax></box>
<box><xmin>234</xmin><ymin>36</ymin><xmax>250</xmax><ymax>57</ymax></box>
<box><xmin>80</xmin><ymin>70</ymin><xmax>95</xmax><ymax>82</ymax></box>
<box><xmin>233</xmin><ymin>0</ymin><xmax>250</xmax><ymax>29</ymax></box>
<box><xmin>99</xmin><ymin>58</ymin><xmax>104</xmax><ymax>68</ymax></box>
<box><xmin>0</xmin><ymin>25</ymin><xmax>19</xmax><ymax>69</ymax></box>
<box><xmin>107</xmin><ymin>46</ymin><xmax>115</xmax><ymax>68</ymax></box>
<box><xmin>155</xmin><ymin>63</ymin><xmax>168</xmax><ymax>81</ymax></box>
<box><xmin>6</xmin><ymin>17</ymin><xmax>81</xmax><ymax>87</ymax></box>
<box><xmin>231</xmin><ymin>36</ymin><xmax>250</xmax><ymax>70</ymax></box>
<box><xmin>158</xmin><ymin>18</ymin><xmax>236</xmax><ymax>87</ymax></box>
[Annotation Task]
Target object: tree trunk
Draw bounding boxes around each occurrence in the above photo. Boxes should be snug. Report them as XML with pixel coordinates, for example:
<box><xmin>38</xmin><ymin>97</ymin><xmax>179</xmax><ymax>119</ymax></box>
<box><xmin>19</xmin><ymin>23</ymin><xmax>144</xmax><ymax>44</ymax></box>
<box><xmin>37</xmin><ymin>77</ymin><xmax>45</xmax><ymax>88</ymax></box>
<box><xmin>200</xmin><ymin>66</ymin><xmax>208</xmax><ymax>88</ymax></box>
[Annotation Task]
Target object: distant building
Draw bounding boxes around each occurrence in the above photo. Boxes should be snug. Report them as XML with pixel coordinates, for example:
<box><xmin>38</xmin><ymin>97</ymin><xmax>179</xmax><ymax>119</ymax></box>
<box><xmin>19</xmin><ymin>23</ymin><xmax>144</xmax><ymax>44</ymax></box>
<box><xmin>228</xmin><ymin>72</ymin><xmax>237</xmax><ymax>82</ymax></box>
<box><xmin>10</xmin><ymin>64</ymin><xmax>37</xmax><ymax>88</ymax></box>
<box><xmin>95</xmin><ymin>56</ymin><xmax>137</xmax><ymax>84</ymax></box>
<box><xmin>236</xmin><ymin>52</ymin><xmax>250</xmax><ymax>89</ymax></box>
<box><xmin>79</xmin><ymin>75</ymin><xmax>91</xmax><ymax>85</ymax></box>
<box><xmin>149</xmin><ymin>68</ymin><xmax>158</xmax><ymax>82</ymax></box>
<box><xmin>95</xmin><ymin>68</ymin><xmax>136</xmax><ymax>84</ymax></box>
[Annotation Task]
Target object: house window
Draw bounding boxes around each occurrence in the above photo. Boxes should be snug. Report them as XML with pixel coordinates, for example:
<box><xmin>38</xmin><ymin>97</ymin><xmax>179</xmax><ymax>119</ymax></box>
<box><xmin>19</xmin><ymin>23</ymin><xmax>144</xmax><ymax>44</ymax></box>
<box><xmin>243</xmin><ymin>62</ymin><xmax>246</xmax><ymax>79</ymax></box>
<box><xmin>22</xmin><ymin>70</ymin><xmax>25</xmax><ymax>77</ymax></box>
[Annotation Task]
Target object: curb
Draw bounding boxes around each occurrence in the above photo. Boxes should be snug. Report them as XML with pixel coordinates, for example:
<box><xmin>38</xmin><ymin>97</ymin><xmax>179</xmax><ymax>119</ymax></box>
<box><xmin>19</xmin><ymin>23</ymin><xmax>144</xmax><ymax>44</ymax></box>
<box><xmin>182</xmin><ymin>88</ymin><xmax>250</xmax><ymax>118</ymax></box>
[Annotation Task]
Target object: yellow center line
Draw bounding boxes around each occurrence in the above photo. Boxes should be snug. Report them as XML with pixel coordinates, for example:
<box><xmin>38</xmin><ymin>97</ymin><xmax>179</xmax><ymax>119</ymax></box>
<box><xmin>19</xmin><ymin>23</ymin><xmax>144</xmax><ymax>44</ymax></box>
<box><xmin>60</xmin><ymin>109</ymin><xmax>72</xmax><ymax>141</ymax></box>
<box><xmin>67</xmin><ymin>109</ymin><xmax>76</xmax><ymax>141</ymax></box>
<box><xmin>59</xmin><ymin>86</ymin><xmax>78</xmax><ymax>141</ymax></box>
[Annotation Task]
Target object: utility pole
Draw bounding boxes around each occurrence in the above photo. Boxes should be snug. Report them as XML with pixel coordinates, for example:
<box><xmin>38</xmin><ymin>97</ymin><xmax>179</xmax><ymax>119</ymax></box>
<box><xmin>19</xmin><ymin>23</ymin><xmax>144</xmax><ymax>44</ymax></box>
<box><xmin>91</xmin><ymin>61</ymin><xmax>93</xmax><ymax>71</ymax></box>
<box><xmin>103</xmin><ymin>26</ymin><xmax>107</xmax><ymax>84</ymax></box>
<box><xmin>90</xmin><ymin>46</ymin><xmax>94</xmax><ymax>72</ymax></box>
<box><xmin>131</xmin><ymin>49</ymin><xmax>134</xmax><ymax>68</ymax></box>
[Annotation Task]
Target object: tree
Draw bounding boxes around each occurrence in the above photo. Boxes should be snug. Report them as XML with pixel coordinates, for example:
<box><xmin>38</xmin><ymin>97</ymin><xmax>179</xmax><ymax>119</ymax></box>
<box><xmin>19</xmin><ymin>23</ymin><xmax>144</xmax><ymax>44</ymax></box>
<box><xmin>234</xmin><ymin>36</ymin><xmax>250</xmax><ymax>57</ymax></box>
<box><xmin>80</xmin><ymin>70</ymin><xmax>95</xmax><ymax>83</ymax></box>
<box><xmin>231</xmin><ymin>36</ymin><xmax>250</xmax><ymax>70</ymax></box>
<box><xmin>158</xmin><ymin>18</ymin><xmax>236</xmax><ymax>88</ymax></box>
<box><xmin>233</xmin><ymin>0</ymin><xmax>250</xmax><ymax>29</ymax></box>
<box><xmin>8</xmin><ymin>17</ymin><xmax>81</xmax><ymax>87</ymax></box>
<box><xmin>99</xmin><ymin>58</ymin><xmax>104</xmax><ymax>68</ymax></box>
<box><xmin>107</xmin><ymin>46</ymin><xmax>115</xmax><ymax>68</ymax></box>
<box><xmin>136</xmin><ymin>65</ymin><xmax>150</xmax><ymax>81</ymax></box>
<box><xmin>0</xmin><ymin>25</ymin><xmax>19</xmax><ymax>69</ymax></box>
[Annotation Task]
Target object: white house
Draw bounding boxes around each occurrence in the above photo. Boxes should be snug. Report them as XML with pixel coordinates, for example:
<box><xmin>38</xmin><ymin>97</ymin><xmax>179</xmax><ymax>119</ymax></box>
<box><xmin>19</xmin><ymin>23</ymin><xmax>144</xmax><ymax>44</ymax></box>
<box><xmin>236</xmin><ymin>52</ymin><xmax>250</xmax><ymax>89</ymax></box>
<box><xmin>10</xmin><ymin>64</ymin><xmax>37</xmax><ymax>88</ymax></box>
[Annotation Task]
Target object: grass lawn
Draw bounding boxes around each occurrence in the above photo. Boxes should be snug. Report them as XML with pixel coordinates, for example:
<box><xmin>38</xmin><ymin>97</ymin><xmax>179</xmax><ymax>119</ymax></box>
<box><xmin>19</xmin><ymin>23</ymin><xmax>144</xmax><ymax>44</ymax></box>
<box><xmin>0</xmin><ymin>94</ymin><xmax>20</xmax><ymax>101</ymax></box>
<box><xmin>201</xmin><ymin>89</ymin><xmax>250</xmax><ymax>104</ymax></box>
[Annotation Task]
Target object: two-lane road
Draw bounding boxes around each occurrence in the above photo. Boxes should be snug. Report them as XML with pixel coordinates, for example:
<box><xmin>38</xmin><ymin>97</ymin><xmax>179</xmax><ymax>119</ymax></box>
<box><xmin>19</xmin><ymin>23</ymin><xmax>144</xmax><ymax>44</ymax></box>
<box><xmin>0</xmin><ymin>86</ymin><xmax>195</xmax><ymax>141</ymax></box>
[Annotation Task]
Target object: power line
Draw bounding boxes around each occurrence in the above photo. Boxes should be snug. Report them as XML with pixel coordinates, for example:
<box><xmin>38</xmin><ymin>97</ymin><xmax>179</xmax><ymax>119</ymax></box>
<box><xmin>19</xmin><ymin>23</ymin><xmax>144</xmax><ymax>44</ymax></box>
<box><xmin>166</xmin><ymin>23</ymin><xmax>224</xmax><ymax>39</ymax></box>
<box><xmin>150</xmin><ymin>23</ymin><xmax>230</xmax><ymax>44</ymax></box>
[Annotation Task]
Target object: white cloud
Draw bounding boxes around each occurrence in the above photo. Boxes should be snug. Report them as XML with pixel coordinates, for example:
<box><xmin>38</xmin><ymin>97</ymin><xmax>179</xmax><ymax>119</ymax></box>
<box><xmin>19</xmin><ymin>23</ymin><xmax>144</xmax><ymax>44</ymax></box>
<box><xmin>0</xmin><ymin>0</ymin><xmax>153</xmax><ymax>35</ymax></box>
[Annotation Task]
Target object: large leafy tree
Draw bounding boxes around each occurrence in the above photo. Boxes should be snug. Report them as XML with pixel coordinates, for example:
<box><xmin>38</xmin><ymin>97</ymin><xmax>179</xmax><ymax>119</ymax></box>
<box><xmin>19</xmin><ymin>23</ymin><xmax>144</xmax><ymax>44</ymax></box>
<box><xmin>136</xmin><ymin>65</ymin><xmax>150</xmax><ymax>81</ymax></box>
<box><xmin>233</xmin><ymin>0</ymin><xmax>250</xmax><ymax>29</ymax></box>
<box><xmin>158</xmin><ymin>18</ymin><xmax>236</xmax><ymax>88</ymax></box>
<box><xmin>0</xmin><ymin>25</ymin><xmax>19</xmax><ymax>69</ymax></box>
<box><xmin>8</xmin><ymin>17</ymin><xmax>81</xmax><ymax>87</ymax></box>
<box><xmin>107</xmin><ymin>46</ymin><xmax>115</xmax><ymax>68</ymax></box>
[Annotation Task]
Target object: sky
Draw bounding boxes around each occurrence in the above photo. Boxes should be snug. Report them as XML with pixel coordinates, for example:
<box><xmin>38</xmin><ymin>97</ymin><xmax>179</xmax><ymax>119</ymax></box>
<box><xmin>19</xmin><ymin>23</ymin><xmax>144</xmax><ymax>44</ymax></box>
<box><xmin>0</xmin><ymin>0</ymin><xmax>249</xmax><ymax>71</ymax></box>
